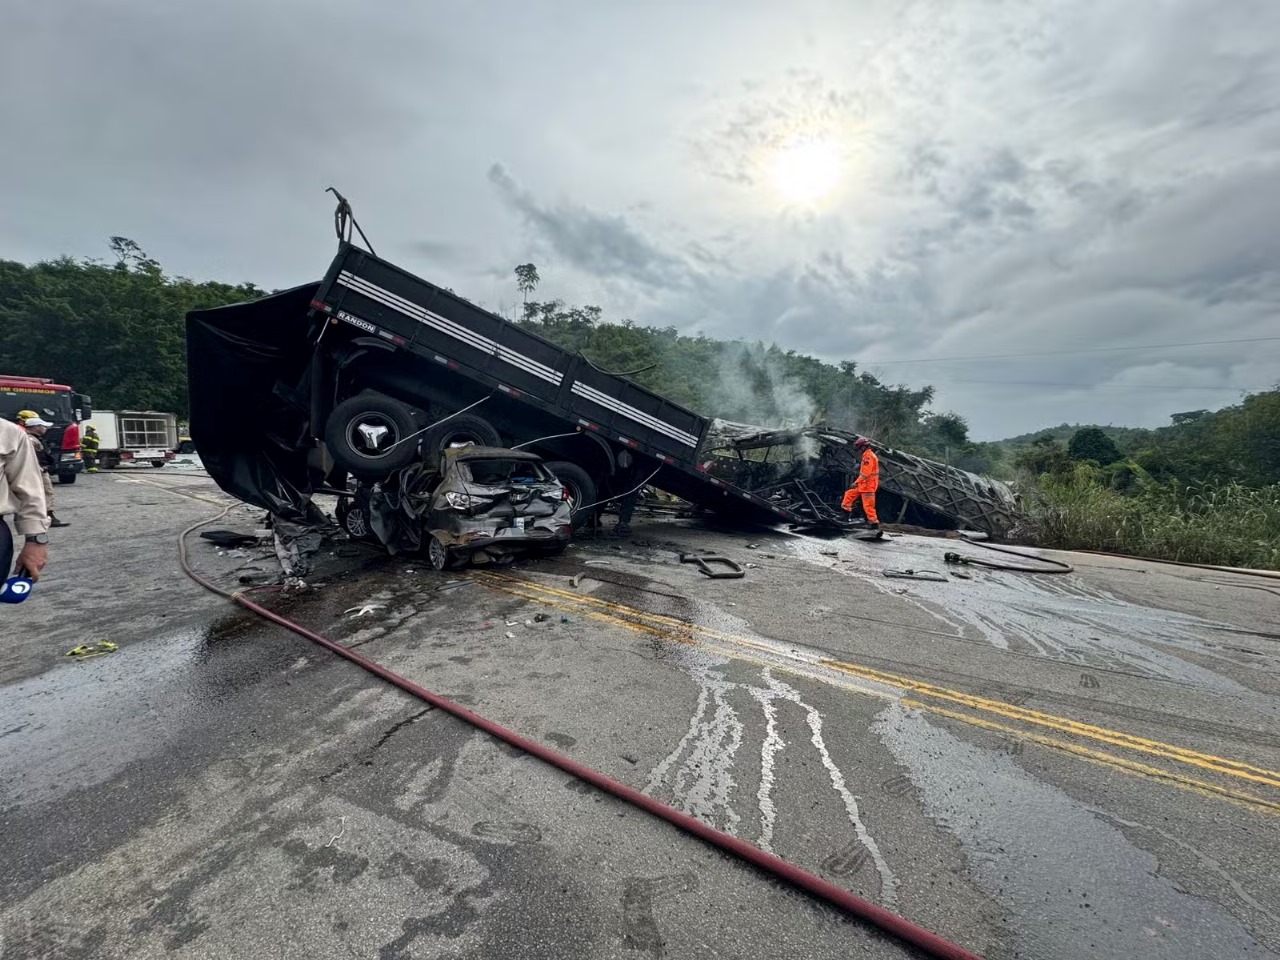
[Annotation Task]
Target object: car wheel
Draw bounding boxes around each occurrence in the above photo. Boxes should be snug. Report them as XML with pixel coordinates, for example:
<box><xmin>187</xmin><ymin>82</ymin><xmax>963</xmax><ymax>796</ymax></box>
<box><xmin>426</xmin><ymin>534</ymin><xmax>451</xmax><ymax>571</ymax></box>
<box><xmin>58</xmin><ymin>472</ymin><xmax>77</xmax><ymax>485</ymax></box>
<box><xmin>544</xmin><ymin>461</ymin><xmax>596</xmax><ymax>528</ymax></box>
<box><xmin>423</xmin><ymin>413</ymin><xmax>501</xmax><ymax>454</ymax></box>
<box><xmin>336</xmin><ymin>494</ymin><xmax>379</xmax><ymax>544</ymax></box>
<box><xmin>324</xmin><ymin>394</ymin><xmax>420</xmax><ymax>479</ymax></box>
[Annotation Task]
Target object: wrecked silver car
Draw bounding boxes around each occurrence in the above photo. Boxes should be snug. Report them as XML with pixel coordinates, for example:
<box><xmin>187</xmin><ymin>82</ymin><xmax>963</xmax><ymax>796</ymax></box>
<box><xmin>339</xmin><ymin>446</ymin><xmax>573</xmax><ymax>569</ymax></box>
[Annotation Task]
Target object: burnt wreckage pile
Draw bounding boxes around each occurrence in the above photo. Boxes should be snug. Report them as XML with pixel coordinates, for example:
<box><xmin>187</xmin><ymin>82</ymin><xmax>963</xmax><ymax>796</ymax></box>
<box><xmin>703</xmin><ymin>421</ymin><xmax>1021</xmax><ymax>536</ymax></box>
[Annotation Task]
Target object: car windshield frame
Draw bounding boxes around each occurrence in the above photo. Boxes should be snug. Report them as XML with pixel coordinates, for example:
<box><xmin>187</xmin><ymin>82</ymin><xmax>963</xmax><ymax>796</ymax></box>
<box><xmin>459</xmin><ymin>458</ymin><xmax>552</xmax><ymax>486</ymax></box>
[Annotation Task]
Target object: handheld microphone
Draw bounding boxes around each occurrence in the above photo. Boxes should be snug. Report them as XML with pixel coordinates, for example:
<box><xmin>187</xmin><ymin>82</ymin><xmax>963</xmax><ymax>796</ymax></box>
<box><xmin>0</xmin><ymin>576</ymin><xmax>34</xmax><ymax>604</ymax></box>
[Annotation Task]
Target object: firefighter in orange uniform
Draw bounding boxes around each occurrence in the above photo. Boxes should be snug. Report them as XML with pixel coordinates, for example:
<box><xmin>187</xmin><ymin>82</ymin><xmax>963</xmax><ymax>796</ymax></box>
<box><xmin>840</xmin><ymin>436</ymin><xmax>880</xmax><ymax>530</ymax></box>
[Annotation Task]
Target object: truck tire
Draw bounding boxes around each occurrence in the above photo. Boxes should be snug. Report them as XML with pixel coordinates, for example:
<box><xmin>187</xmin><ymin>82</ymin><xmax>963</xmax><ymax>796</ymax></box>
<box><xmin>151</xmin><ymin>460</ymin><xmax>167</xmax><ymax>469</ymax></box>
<box><xmin>544</xmin><ymin>461</ymin><xmax>596</xmax><ymax>529</ymax></box>
<box><xmin>423</xmin><ymin>413</ymin><xmax>500</xmax><ymax>454</ymax></box>
<box><xmin>58</xmin><ymin>472</ymin><xmax>77</xmax><ymax>485</ymax></box>
<box><xmin>325</xmin><ymin>395</ymin><xmax>420</xmax><ymax>479</ymax></box>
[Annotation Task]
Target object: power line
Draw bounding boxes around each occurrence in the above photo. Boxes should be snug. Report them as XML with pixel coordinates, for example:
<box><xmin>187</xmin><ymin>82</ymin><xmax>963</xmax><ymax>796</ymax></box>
<box><xmin>863</xmin><ymin>335</ymin><xmax>1280</xmax><ymax>365</ymax></box>
<box><xmin>928</xmin><ymin>379</ymin><xmax>1265</xmax><ymax>391</ymax></box>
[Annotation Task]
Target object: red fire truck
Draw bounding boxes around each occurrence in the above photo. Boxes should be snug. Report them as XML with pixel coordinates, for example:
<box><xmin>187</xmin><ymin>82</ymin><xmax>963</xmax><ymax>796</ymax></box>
<box><xmin>0</xmin><ymin>375</ymin><xmax>93</xmax><ymax>483</ymax></box>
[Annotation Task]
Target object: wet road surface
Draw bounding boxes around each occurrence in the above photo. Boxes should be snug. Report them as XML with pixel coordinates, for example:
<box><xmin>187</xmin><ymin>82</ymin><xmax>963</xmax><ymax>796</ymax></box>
<box><xmin>2</xmin><ymin>470</ymin><xmax>1278</xmax><ymax>958</ymax></box>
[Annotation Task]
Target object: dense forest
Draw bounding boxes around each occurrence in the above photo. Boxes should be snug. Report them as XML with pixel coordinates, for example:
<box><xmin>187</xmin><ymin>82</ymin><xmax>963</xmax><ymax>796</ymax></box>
<box><xmin>2</xmin><ymin>243</ymin><xmax>1276</xmax><ymax>566</ymax></box>
<box><xmin>0</xmin><ymin>240</ymin><xmax>264</xmax><ymax>415</ymax></box>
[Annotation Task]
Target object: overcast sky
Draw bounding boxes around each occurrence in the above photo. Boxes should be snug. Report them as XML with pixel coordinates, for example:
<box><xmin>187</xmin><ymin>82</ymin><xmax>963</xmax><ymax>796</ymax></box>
<box><xmin>3</xmin><ymin>0</ymin><xmax>1278</xmax><ymax>438</ymax></box>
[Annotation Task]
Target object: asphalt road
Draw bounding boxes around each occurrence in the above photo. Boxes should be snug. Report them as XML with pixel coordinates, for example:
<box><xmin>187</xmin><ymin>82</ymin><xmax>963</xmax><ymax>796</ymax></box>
<box><xmin>3</xmin><ymin>469</ymin><xmax>1279</xmax><ymax>959</ymax></box>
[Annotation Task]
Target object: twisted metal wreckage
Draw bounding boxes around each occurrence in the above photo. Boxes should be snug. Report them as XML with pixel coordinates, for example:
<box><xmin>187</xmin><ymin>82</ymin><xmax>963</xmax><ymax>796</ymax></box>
<box><xmin>701</xmin><ymin>420</ymin><xmax>1023</xmax><ymax>537</ymax></box>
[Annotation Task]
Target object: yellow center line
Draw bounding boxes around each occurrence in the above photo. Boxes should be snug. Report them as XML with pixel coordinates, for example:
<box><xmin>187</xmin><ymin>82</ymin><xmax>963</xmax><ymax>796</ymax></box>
<box><xmin>905</xmin><ymin>699</ymin><xmax>1280</xmax><ymax>817</ymax></box>
<box><xmin>473</xmin><ymin>571</ymin><xmax>1280</xmax><ymax>802</ymax></box>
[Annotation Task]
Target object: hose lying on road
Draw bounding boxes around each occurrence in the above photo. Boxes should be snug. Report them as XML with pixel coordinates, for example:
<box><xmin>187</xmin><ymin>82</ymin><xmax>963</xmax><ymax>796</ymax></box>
<box><xmin>945</xmin><ymin>539</ymin><xmax>1074</xmax><ymax>574</ymax></box>
<box><xmin>177</xmin><ymin>510</ymin><xmax>984</xmax><ymax>960</ymax></box>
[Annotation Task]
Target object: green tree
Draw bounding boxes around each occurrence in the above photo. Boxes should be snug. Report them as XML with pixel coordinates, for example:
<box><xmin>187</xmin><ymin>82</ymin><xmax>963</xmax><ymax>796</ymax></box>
<box><xmin>514</xmin><ymin>263</ymin><xmax>540</xmax><ymax>304</ymax></box>
<box><xmin>1015</xmin><ymin>436</ymin><xmax>1074</xmax><ymax>476</ymax></box>
<box><xmin>1068</xmin><ymin>426</ymin><xmax>1123</xmax><ymax>465</ymax></box>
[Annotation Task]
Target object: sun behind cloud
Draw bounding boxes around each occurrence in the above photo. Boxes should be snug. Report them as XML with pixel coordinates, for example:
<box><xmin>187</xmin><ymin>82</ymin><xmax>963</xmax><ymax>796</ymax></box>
<box><xmin>767</xmin><ymin>137</ymin><xmax>843</xmax><ymax>206</ymax></box>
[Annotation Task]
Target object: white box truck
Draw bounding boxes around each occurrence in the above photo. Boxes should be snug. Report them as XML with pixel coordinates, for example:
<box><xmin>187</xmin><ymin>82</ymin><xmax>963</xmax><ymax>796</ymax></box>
<box><xmin>85</xmin><ymin>410</ymin><xmax>178</xmax><ymax>469</ymax></box>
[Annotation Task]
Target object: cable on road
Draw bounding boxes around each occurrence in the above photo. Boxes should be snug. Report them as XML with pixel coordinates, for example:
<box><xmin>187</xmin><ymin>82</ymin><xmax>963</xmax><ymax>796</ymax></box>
<box><xmin>177</xmin><ymin>509</ymin><xmax>984</xmax><ymax>960</ymax></box>
<box><xmin>944</xmin><ymin>539</ymin><xmax>1074</xmax><ymax>574</ymax></box>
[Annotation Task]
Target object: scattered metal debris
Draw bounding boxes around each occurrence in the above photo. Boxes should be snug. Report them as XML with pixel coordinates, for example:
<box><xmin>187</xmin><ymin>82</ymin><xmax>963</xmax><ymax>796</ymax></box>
<box><xmin>882</xmin><ymin>568</ymin><xmax>949</xmax><ymax>582</ymax></box>
<box><xmin>679</xmin><ymin>554</ymin><xmax>746</xmax><ymax>580</ymax></box>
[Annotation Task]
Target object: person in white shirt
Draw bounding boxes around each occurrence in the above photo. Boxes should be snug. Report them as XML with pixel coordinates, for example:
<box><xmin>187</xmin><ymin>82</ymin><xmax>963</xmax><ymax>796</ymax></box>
<box><xmin>1</xmin><ymin>418</ymin><xmax>50</xmax><ymax>579</ymax></box>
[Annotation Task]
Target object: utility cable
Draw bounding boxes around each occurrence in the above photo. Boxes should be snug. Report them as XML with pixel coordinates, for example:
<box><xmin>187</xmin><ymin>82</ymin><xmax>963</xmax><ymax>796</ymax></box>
<box><xmin>944</xmin><ymin>539</ymin><xmax>1074</xmax><ymax>574</ymax></box>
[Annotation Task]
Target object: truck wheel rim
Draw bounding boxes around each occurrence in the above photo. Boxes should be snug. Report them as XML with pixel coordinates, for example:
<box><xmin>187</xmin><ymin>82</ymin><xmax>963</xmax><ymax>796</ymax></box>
<box><xmin>349</xmin><ymin>414</ymin><xmax>398</xmax><ymax>458</ymax></box>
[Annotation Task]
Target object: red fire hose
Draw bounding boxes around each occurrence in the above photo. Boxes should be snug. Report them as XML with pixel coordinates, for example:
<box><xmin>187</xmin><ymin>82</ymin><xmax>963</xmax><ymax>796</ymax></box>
<box><xmin>179</xmin><ymin>511</ymin><xmax>983</xmax><ymax>960</ymax></box>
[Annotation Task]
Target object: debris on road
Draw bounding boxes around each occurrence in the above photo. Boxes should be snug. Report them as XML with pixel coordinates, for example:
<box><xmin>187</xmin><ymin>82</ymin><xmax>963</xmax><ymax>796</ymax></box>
<box><xmin>344</xmin><ymin>604</ymin><xmax>387</xmax><ymax>618</ymax></box>
<box><xmin>66</xmin><ymin>641</ymin><xmax>118</xmax><ymax>659</ymax></box>
<box><xmin>200</xmin><ymin>530</ymin><xmax>260</xmax><ymax>548</ymax></box>
<box><xmin>584</xmin><ymin>560</ymin><xmax>613</xmax><ymax>567</ymax></box>
<box><xmin>883</xmin><ymin>568</ymin><xmax>949</xmax><ymax>582</ymax></box>
<box><xmin>679</xmin><ymin>554</ymin><xmax>746</xmax><ymax>580</ymax></box>
<box><xmin>570</xmin><ymin>573</ymin><xmax>586</xmax><ymax>588</ymax></box>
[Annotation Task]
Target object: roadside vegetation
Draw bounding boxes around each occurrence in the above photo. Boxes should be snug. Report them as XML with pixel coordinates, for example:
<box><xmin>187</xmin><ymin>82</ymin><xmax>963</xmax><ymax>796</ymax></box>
<box><xmin>1009</xmin><ymin>398</ymin><xmax>1280</xmax><ymax>569</ymax></box>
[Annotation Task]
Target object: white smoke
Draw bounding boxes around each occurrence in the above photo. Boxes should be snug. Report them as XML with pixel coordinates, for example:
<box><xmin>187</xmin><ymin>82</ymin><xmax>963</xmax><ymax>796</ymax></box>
<box><xmin>709</xmin><ymin>342</ymin><xmax>817</xmax><ymax>429</ymax></box>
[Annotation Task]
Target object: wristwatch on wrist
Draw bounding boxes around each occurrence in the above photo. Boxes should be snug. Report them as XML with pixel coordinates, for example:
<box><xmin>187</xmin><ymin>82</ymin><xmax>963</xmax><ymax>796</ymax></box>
<box><xmin>25</xmin><ymin>534</ymin><xmax>50</xmax><ymax>545</ymax></box>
